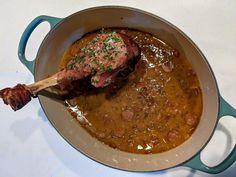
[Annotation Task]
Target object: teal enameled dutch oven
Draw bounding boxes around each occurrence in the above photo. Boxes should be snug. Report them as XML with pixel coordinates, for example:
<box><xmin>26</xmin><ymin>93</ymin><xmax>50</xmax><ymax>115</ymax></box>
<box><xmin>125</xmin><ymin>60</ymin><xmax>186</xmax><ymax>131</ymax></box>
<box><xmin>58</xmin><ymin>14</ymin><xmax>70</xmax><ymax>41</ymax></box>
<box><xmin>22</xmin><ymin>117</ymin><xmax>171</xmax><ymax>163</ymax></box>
<box><xmin>18</xmin><ymin>6</ymin><xmax>236</xmax><ymax>173</ymax></box>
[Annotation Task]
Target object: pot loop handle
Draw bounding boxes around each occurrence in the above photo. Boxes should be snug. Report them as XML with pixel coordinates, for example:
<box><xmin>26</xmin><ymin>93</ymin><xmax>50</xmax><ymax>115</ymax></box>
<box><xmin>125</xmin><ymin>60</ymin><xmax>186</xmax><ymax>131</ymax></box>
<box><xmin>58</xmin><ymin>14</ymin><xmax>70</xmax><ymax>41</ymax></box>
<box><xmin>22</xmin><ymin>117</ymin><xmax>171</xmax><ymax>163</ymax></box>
<box><xmin>183</xmin><ymin>96</ymin><xmax>236</xmax><ymax>174</ymax></box>
<box><xmin>18</xmin><ymin>15</ymin><xmax>62</xmax><ymax>74</ymax></box>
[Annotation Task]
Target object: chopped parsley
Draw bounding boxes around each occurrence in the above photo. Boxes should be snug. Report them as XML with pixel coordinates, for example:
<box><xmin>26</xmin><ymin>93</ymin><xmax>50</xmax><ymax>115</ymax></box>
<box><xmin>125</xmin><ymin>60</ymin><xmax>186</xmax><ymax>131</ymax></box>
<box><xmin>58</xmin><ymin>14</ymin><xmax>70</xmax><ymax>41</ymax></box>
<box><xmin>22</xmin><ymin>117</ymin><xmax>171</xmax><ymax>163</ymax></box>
<box><xmin>91</xmin><ymin>68</ymin><xmax>96</xmax><ymax>75</ymax></box>
<box><xmin>66</xmin><ymin>54</ymin><xmax>86</xmax><ymax>70</ymax></box>
<box><xmin>100</xmin><ymin>64</ymin><xmax>105</xmax><ymax>72</ymax></box>
<box><xmin>89</xmin><ymin>51</ymin><xmax>96</xmax><ymax>57</ymax></box>
<box><xmin>92</xmin><ymin>58</ymin><xmax>99</xmax><ymax>65</ymax></box>
<box><xmin>111</xmin><ymin>37</ymin><xmax>121</xmax><ymax>43</ymax></box>
<box><xmin>75</xmin><ymin>55</ymin><xmax>85</xmax><ymax>62</ymax></box>
<box><xmin>100</xmin><ymin>28</ymin><xmax>106</xmax><ymax>34</ymax></box>
<box><xmin>67</xmin><ymin>63</ymin><xmax>74</xmax><ymax>70</ymax></box>
<box><xmin>81</xmin><ymin>47</ymin><xmax>86</xmax><ymax>52</ymax></box>
<box><xmin>91</xmin><ymin>78</ymin><xmax>99</xmax><ymax>84</ymax></box>
<box><xmin>68</xmin><ymin>76</ymin><xmax>77</xmax><ymax>81</ymax></box>
<box><xmin>107</xmin><ymin>65</ymin><xmax>113</xmax><ymax>72</ymax></box>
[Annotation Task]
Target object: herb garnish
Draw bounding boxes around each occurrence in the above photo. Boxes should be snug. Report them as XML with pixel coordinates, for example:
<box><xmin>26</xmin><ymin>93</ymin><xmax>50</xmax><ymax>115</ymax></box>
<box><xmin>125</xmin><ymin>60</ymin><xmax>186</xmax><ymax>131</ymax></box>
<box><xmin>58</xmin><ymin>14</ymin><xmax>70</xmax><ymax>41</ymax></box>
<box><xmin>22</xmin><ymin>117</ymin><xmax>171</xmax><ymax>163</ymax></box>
<box><xmin>107</xmin><ymin>65</ymin><xmax>113</xmax><ymax>72</ymax></box>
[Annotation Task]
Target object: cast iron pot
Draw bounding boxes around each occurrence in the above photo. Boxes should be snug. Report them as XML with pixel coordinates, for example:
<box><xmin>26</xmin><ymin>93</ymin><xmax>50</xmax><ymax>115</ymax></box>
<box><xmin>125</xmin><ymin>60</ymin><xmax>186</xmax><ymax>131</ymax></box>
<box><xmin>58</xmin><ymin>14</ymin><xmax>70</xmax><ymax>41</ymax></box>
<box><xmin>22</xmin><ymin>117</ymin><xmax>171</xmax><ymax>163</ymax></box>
<box><xmin>18</xmin><ymin>6</ymin><xmax>236</xmax><ymax>173</ymax></box>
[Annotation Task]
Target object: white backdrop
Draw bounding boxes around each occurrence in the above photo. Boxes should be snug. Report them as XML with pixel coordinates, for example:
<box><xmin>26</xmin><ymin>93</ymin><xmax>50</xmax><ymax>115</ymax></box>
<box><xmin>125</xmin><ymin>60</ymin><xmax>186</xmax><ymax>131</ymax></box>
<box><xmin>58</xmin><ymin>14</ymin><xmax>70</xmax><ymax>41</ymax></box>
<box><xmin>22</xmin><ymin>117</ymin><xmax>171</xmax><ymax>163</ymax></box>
<box><xmin>0</xmin><ymin>0</ymin><xmax>236</xmax><ymax>177</ymax></box>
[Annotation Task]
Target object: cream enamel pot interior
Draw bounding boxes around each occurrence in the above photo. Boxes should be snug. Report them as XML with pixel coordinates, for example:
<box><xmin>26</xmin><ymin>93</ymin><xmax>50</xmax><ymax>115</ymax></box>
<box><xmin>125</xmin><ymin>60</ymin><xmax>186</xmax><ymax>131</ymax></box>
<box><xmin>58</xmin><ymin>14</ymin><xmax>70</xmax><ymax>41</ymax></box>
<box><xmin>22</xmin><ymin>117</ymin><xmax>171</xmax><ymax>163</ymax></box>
<box><xmin>18</xmin><ymin>6</ymin><xmax>236</xmax><ymax>173</ymax></box>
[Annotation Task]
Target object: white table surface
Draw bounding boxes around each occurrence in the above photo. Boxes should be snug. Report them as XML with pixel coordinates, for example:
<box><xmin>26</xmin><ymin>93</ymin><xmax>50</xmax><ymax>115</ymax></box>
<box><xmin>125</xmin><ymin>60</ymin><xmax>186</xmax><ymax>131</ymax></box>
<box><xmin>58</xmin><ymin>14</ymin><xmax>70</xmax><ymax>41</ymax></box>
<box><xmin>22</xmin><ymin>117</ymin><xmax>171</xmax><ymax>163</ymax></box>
<box><xmin>0</xmin><ymin>0</ymin><xmax>236</xmax><ymax>177</ymax></box>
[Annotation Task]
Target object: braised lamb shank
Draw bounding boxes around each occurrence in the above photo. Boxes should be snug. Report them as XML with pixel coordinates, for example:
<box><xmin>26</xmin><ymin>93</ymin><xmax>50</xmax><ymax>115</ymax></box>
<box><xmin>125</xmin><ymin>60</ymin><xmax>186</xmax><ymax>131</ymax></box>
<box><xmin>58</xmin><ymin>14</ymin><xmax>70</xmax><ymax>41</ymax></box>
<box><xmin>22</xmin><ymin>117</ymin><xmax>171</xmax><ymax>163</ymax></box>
<box><xmin>0</xmin><ymin>32</ymin><xmax>140</xmax><ymax>111</ymax></box>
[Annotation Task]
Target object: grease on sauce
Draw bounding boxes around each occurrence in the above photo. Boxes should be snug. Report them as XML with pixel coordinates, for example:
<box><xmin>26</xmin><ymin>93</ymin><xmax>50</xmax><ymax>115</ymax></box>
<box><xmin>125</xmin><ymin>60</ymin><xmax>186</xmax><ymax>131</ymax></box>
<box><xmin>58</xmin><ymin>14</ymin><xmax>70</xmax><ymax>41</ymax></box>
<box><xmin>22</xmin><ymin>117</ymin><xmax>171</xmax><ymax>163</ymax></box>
<box><xmin>60</xmin><ymin>28</ymin><xmax>202</xmax><ymax>154</ymax></box>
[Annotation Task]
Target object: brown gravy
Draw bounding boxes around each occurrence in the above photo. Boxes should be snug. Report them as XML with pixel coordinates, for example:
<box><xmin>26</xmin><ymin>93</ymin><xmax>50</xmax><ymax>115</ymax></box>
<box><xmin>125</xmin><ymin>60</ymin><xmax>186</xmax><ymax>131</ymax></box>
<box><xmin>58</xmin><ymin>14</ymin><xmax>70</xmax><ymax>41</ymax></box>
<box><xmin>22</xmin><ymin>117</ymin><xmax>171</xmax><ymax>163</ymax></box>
<box><xmin>59</xmin><ymin>28</ymin><xmax>202</xmax><ymax>154</ymax></box>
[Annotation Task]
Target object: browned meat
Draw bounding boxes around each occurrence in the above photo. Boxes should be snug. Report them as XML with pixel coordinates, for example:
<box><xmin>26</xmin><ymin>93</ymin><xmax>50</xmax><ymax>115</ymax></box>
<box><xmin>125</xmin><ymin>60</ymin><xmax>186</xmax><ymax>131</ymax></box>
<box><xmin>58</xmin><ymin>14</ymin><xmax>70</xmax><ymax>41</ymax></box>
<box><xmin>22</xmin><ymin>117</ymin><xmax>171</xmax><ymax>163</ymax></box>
<box><xmin>0</xmin><ymin>84</ymin><xmax>33</xmax><ymax>111</ymax></box>
<box><xmin>0</xmin><ymin>31</ymin><xmax>140</xmax><ymax>111</ymax></box>
<box><xmin>57</xmin><ymin>32</ymin><xmax>140</xmax><ymax>88</ymax></box>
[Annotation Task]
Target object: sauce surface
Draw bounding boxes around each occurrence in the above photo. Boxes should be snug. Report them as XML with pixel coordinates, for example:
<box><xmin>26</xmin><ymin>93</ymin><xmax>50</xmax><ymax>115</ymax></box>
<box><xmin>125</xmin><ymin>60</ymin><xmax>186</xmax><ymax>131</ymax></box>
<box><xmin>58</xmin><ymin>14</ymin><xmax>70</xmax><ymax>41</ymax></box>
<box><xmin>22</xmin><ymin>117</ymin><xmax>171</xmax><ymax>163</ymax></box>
<box><xmin>60</xmin><ymin>28</ymin><xmax>202</xmax><ymax>154</ymax></box>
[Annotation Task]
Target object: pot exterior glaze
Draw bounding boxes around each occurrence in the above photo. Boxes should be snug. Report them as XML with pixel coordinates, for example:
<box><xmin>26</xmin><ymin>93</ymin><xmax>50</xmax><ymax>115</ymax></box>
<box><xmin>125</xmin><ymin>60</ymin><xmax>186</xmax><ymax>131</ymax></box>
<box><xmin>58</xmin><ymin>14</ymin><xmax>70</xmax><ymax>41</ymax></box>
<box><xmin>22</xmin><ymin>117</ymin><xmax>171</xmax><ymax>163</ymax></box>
<box><xmin>18</xmin><ymin>6</ymin><xmax>236</xmax><ymax>173</ymax></box>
